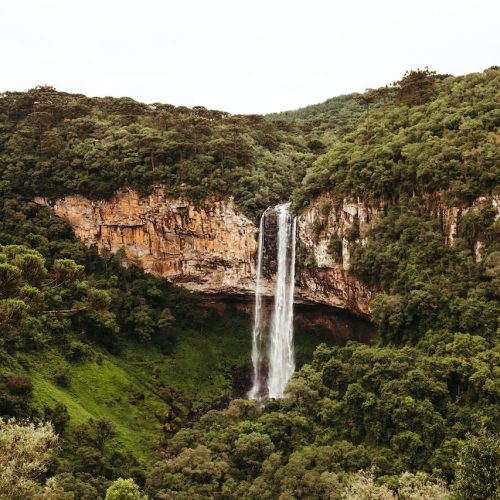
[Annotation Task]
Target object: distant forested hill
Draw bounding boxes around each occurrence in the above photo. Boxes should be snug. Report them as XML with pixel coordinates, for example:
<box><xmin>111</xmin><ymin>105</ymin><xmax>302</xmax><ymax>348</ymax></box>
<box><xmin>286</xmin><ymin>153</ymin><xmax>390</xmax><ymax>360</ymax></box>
<box><xmin>266</xmin><ymin>92</ymin><xmax>366</xmax><ymax>131</ymax></box>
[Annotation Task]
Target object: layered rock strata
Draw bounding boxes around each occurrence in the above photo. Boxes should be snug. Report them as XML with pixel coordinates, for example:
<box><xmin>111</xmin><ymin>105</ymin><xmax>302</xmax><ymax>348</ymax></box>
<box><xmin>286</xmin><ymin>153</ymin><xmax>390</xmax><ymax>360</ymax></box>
<box><xmin>36</xmin><ymin>187</ymin><xmax>498</xmax><ymax>318</ymax></box>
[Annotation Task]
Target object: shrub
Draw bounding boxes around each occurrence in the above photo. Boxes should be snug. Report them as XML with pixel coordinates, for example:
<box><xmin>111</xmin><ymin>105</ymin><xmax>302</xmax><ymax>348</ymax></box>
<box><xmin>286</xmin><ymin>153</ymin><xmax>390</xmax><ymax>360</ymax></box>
<box><xmin>0</xmin><ymin>418</ymin><xmax>59</xmax><ymax>499</ymax></box>
<box><xmin>66</xmin><ymin>341</ymin><xmax>94</xmax><ymax>362</ymax></box>
<box><xmin>53</xmin><ymin>367</ymin><xmax>71</xmax><ymax>387</ymax></box>
<box><xmin>5</xmin><ymin>374</ymin><xmax>32</xmax><ymax>395</ymax></box>
<box><xmin>105</xmin><ymin>477</ymin><xmax>146</xmax><ymax>500</ymax></box>
<box><xmin>453</xmin><ymin>430</ymin><xmax>500</xmax><ymax>500</ymax></box>
<box><xmin>327</xmin><ymin>234</ymin><xmax>343</xmax><ymax>261</ymax></box>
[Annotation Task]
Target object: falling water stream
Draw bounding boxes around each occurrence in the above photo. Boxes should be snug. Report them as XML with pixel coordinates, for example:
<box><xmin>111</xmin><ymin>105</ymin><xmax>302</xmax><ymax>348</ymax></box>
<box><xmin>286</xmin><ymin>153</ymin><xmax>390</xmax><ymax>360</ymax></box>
<box><xmin>249</xmin><ymin>203</ymin><xmax>297</xmax><ymax>401</ymax></box>
<box><xmin>248</xmin><ymin>208</ymin><xmax>268</xmax><ymax>400</ymax></box>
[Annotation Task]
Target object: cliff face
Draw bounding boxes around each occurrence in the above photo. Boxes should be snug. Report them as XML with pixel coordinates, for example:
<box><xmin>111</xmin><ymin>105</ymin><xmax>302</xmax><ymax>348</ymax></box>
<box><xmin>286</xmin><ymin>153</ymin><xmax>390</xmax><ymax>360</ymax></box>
<box><xmin>297</xmin><ymin>193</ymin><xmax>499</xmax><ymax>315</ymax></box>
<box><xmin>296</xmin><ymin>193</ymin><xmax>387</xmax><ymax>316</ymax></box>
<box><xmin>36</xmin><ymin>187</ymin><xmax>498</xmax><ymax>319</ymax></box>
<box><xmin>36</xmin><ymin>187</ymin><xmax>259</xmax><ymax>295</ymax></box>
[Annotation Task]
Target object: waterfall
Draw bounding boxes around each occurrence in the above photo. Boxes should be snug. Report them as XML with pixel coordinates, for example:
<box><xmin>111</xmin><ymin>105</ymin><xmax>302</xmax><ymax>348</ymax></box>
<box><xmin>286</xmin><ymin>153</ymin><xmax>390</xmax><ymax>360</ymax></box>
<box><xmin>248</xmin><ymin>208</ymin><xmax>268</xmax><ymax>400</ymax></box>
<box><xmin>268</xmin><ymin>203</ymin><xmax>296</xmax><ymax>398</ymax></box>
<box><xmin>249</xmin><ymin>203</ymin><xmax>297</xmax><ymax>401</ymax></box>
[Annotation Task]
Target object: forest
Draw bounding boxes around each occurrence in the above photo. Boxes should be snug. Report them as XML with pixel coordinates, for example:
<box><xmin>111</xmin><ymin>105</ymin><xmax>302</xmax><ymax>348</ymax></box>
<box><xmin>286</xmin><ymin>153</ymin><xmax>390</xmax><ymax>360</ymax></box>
<box><xmin>0</xmin><ymin>67</ymin><xmax>499</xmax><ymax>499</ymax></box>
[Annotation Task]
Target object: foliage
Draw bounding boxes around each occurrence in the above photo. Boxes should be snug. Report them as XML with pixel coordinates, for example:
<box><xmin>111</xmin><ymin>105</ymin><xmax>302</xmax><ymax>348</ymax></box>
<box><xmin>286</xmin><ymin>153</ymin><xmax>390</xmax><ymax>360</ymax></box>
<box><xmin>392</xmin><ymin>67</ymin><xmax>437</xmax><ymax>105</ymax></box>
<box><xmin>294</xmin><ymin>68</ymin><xmax>500</xmax><ymax>207</ymax></box>
<box><xmin>350</xmin><ymin>201</ymin><xmax>499</xmax><ymax>344</ymax></box>
<box><xmin>105</xmin><ymin>478</ymin><xmax>147</xmax><ymax>500</ymax></box>
<box><xmin>352</xmin><ymin>201</ymin><xmax>500</xmax><ymax>343</ymax></box>
<box><xmin>266</xmin><ymin>92</ymin><xmax>369</xmax><ymax>136</ymax></box>
<box><xmin>0</xmin><ymin>68</ymin><xmax>498</xmax><ymax>497</ymax></box>
<box><xmin>327</xmin><ymin>233</ymin><xmax>343</xmax><ymax>261</ymax></box>
<box><xmin>145</xmin><ymin>333</ymin><xmax>498</xmax><ymax>497</ymax></box>
<box><xmin>0</xmin><ymin>87</ymin><xmax>317</xmax><ymax>221</ymax></box>
<box><xmin>0</xmin><ymin>418</ymin><xmax>62</xmax><ymax>499</ymax></box>
<box><xmin>453</xmin><ymin>430</ymin><xmax>500</xmax><ymax>499</ymax></box>
<box><xmin>341</xmin><ymin>469</ymin><xmax>396</xmax><ymax>499</ymax></box>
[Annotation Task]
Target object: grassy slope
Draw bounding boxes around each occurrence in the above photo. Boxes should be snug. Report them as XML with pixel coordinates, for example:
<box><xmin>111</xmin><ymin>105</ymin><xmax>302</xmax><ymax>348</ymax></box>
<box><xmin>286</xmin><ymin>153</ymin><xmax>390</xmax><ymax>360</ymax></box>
<box><xmin>30</xmin><ymin>352</ymin><xmax>163</xmax><ymax>462</ymax></box>
<box><xmin>12</xmin><ymin>304</ymin><xmax>332</xmax><ymax>464</ymax></box>
<box><xmin>0</xmin><ymin>300</ymin><xmax>340</xmax><ymax>468</ymax></box>
<box><xmin>12</xmin><ymin>308</ymin><xmax>249</xmax><ymax>464</ymax></box>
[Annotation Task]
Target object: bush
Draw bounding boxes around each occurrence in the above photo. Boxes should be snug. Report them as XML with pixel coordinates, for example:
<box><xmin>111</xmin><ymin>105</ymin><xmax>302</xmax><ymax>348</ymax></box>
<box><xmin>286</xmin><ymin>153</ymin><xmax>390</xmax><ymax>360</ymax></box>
<box><xmin>0</xmin><ymin>418</ymin><xmax>59</xmax><ymax>498</ymax></box>
<box><xmin>5</xmin><ymin>374</ymin><xmax>32</xmax><ymax>395</ymax></box>
<box><xmin>66</xmin><ymin>341</ymin><xmax>94</xmax><ymax>362</ymax></box>
<box><xmin>53</xmin><ymin>367</ymin><xmax>71</xmax><ymax>387</ymax></box>
<box><xmin>312</xmin><ymin>217</ymin><xmax>327</xmax><ymax>242</ymax></box>
<box><xmin>105</xmin><ymin>478</ymin><xmax>146</xmax><ymax>500</ymax></box>
<box><xmin>44</xmin><ymin>403</ymin><xmax>70</xmax><ymax>434</ymax></box>
<box><xmin>453</xmin><ymin>430</ymin><xmax>500</xmax><ymax>500</ymax></box>
<box><xmin>327</xmin><ymin>234</ymin><xmax>343</xmax><ymax>261</ymax></box>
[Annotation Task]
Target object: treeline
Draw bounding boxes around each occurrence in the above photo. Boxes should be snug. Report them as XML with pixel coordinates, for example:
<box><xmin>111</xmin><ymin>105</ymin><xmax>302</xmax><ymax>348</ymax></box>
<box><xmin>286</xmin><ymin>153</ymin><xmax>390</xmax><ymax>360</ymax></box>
<box><xmin>293</xmin><ymin>67</ymin><xmax>500</xmax><ymax>207</ymax></box>
<box><xmin>0</xmin><ymin>87</ymin><xmax>315</xmax><ymax>219</ymax></box>
<box><xmin>1</xmin><ymin>69</ymin><xmax>498</xmax><ymax>221</ymax></box>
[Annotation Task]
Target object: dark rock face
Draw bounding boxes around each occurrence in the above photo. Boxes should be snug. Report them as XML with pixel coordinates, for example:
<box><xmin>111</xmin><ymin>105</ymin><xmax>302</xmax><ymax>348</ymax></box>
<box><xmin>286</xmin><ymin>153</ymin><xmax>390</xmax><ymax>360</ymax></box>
<box><xmin>293</xmin><ymin>303</ymin><xmax>375</xmax><ymax>344</ymax></box>
<box><xmin>262</xmin><ymin>209</ymin><xmax>278</xmax><ymax>277</ymax></box>
<box><xmin>200</xmin><ymin>295</ymin><xmax>375</xmax><ymax>345</ymax></box>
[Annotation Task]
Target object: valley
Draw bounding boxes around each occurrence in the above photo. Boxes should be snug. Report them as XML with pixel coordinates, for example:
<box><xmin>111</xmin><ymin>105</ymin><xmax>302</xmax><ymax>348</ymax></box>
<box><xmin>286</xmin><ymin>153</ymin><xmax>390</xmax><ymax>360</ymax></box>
<box><xmin>0</xmin><ymin>67</ymin><xmax>498</xmax><ymax>498</ymax></box>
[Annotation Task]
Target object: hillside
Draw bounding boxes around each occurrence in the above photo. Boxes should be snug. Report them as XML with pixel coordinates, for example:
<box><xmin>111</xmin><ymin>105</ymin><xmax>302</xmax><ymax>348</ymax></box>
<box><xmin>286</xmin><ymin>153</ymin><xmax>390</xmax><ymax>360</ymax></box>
<box><xmin>0</xmin><ymin>68</ymin><xmax>499</xmax><ymax>498</ymax></box>
<box><xmin>266</xmin><ymin>93</ymin><xmax>369</xmax><ymax>138</ymax></box>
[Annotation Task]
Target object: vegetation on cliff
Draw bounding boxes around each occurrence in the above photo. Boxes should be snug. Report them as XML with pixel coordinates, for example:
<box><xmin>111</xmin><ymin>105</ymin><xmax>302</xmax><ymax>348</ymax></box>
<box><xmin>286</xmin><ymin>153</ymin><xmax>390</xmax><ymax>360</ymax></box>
<box><xmin>0</xmin><ymin>67</ymin><xmax>499</xmax><ymax>497</ymax></box>
<box><xmin>0</xmin><ymin>88</ymin><xmax>312</xmax><ymax>220</ymax></box>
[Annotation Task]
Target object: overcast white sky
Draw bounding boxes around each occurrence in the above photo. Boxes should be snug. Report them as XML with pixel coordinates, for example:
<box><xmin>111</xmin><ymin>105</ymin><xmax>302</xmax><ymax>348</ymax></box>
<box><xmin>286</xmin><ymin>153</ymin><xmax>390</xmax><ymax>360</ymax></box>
<box><xmin>1</xmin><ymin>0</ymin><xmax>499</xmax><ymax>114</ymax></box>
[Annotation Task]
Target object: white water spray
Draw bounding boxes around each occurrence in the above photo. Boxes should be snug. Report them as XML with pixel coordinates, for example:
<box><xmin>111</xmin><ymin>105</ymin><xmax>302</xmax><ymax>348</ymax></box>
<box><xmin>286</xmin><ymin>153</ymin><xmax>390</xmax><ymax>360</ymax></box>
<box><xmin>248</xmin><ymin>208</ymin><xmax>268</xmax><ymax>400</ymax></box>
<box><xmin>249</xmin><ymin>203</ymin><xmax>297</xmax><ymax>401</ymax></box>
<box><xmin>268</xmin><ymin>203</ymin><xmax>296</xmax><ymax>398</ymax></box>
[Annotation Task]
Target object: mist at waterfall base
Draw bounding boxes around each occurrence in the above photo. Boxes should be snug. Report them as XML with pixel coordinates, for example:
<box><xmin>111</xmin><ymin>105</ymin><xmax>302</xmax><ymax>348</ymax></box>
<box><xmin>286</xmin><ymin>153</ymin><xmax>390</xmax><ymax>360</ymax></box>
<box><xmin>248</xmin><ymin>203</ymin><xmax>297</xmax><ymax>402</ymax></box>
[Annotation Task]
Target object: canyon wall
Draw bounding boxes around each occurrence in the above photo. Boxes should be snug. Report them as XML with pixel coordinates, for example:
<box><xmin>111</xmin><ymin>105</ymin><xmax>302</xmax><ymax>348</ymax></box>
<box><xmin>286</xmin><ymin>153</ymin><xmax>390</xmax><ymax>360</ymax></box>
<box><xmin>35</xmin><ymin>188</ymin><xmax>259</xmax><ymax>296</ymax></box>
<box><xmin>296</xmin><ymin>192</ymin><xmax>499</xmax><ymax>314</ymax></box>
<box><xmin>35</xmin><ymin>187</ymin><xmax>498</xmax><ymax>319</ymax></box>
<box><xmin>295</xmin><ymin>193</ymin><xmax>387</xmax><ymax>316</ymax></box>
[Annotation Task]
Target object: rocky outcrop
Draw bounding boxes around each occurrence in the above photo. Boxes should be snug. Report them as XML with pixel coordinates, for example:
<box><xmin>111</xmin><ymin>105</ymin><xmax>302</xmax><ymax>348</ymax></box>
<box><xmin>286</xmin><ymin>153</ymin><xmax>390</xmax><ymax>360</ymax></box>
<box><xmin>35</xmin><ymin>187</ymin><xmax>499</xmax><ymax>319</ymax></box>
<box><xmin>432</xmin><ymin>196</ymin><xmax>500</xmax><ymax>255</ymax></box>
<box><xmin>296</xmin><ymin>193</ymin><xmax>499</xmax><ymax>315</ymax></box>
<box><xmin>35</xmin><ymin>187</ymin><xmax>259</xmax><ymax>296</ymax></box>
<box><xmin>296</xmin><ymin>193</ymin><xmax>388</xmax><ymax>316</ymax></box>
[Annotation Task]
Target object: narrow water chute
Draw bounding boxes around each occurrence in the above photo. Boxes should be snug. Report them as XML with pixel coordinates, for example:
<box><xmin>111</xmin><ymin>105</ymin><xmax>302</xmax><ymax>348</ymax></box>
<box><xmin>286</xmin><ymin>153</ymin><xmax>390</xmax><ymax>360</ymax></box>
<box><xmin>268</xmin><ymin>203</ymin><xmax>296</xmax><ymax>398</ymax></box>
<box><xmin>248</xmin><ymin>203</ymin><xmax>296</xmax><ymax>401</ymax></box>
<box><xmin>248</xmin><ymin>208</ymin><xmax>267</xmax><ymax>400</ymax></box>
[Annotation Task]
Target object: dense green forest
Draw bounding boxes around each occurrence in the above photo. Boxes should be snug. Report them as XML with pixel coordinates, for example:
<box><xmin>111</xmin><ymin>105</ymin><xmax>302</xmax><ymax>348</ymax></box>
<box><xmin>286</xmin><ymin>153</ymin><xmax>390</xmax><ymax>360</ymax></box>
<box><xmin>0</xmin><ymin>68</ymin><xmax>499</xmax><ymax>498</ymax></box>
<box><xmin>0</xmin><ymin>87</ymin><xmax>313</xmax><ymax>220</ymax></box>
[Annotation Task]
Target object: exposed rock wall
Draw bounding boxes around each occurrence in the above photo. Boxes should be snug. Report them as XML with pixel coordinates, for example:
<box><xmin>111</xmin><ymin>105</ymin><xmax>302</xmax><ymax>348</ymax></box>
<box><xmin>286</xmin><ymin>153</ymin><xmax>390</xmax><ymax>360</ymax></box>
<box><xmin>432</xmin><ymin>196</ymin><xmax>499</xmax><ymax>254</ymax></box>
<box><xmin>36</xmin><ymin>187</ymin><xmax>498</xmax><ymax>319</ymax></box>
<box><xmin>295</xmin><ymin>193</ymin><xmax>388</xmax><ymax>316</ymax></box>
<box><xmin>296</xmin><ymin>193</ymin><xmax>499</xmax><ymax>315</ymax></box>
<box><xmin>201</xmin><ymin>295</ymin><xmax>376</xmax><ymax>344</ymax></box>
<box><xmin>35</xmin><ymin>187</ymin><xmax>259</xmax><ymax>295</ymax></box>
